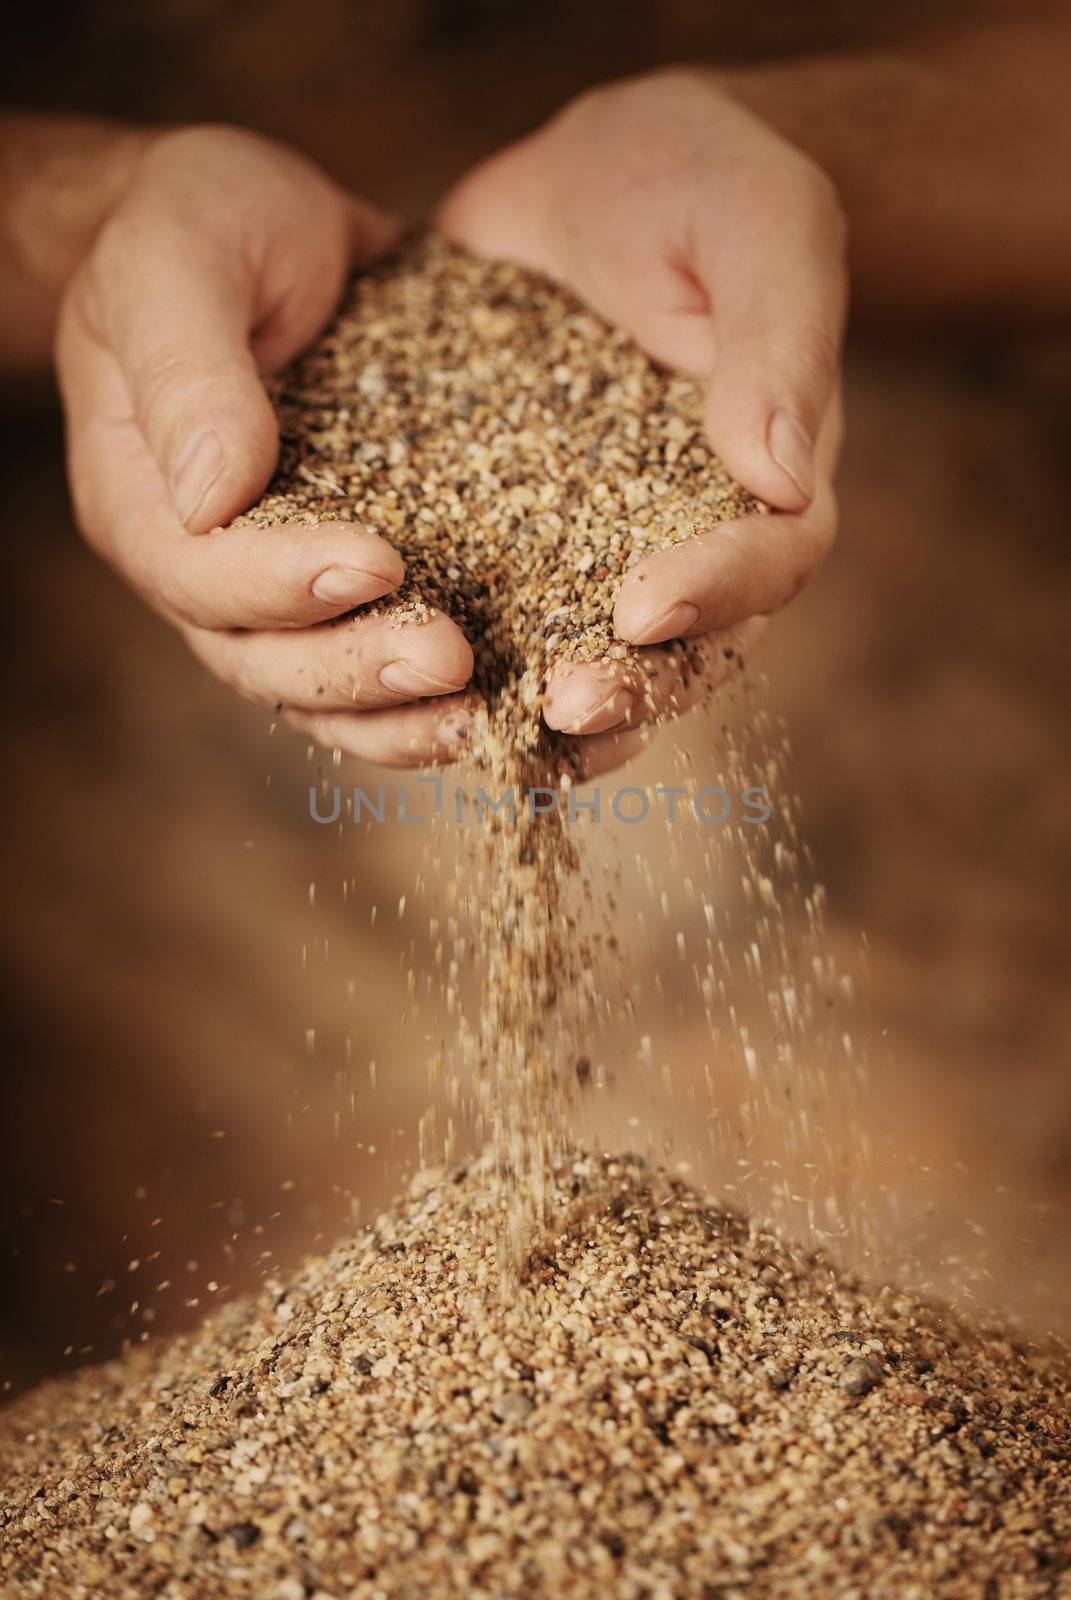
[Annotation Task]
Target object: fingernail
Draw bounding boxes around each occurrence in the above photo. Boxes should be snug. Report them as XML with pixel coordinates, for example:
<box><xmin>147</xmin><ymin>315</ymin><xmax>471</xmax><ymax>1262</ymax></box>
<box><xmin>312</xmin><ymin>566</ymin><xmax>396</xmax><ymax>607</ymax></box>
<box><xmin>767</xmin><ymin>409</ymin><xmax>815</xmax><ymax>501</ymax></box>
<box><xmin>171</xmin><ymin>427</ymin><xmax>224</xmax><ymax>526</ymax></box>
<box><xmin>380</xmin><ymin>660</ymin><xmax>464</xmax><ymax>697</ymax></box>
<box><xmin>561</xmin><ymin>687</ymin><xmax>634</xmax><ymax>735</ymax></box>
<box><xmin>438</xmin><ymin>710</ymin><xmax>473</xmax><ymax>747</ymax></box>
<box><xmin>629</xmin><ymin>601</ymin><xmax>699</xmax><ymax>647</ymax></box>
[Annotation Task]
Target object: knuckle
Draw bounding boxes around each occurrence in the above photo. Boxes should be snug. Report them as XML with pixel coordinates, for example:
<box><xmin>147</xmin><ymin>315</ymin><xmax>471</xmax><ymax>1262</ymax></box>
<box><xmin>128</xmin><ymin>342</ymin><xmax>202</xmax><ymax>413</ymax></box>
<box><xmin>143</xmin><ymin>122</ymin><xmax>263</xmax><ymax>178</ymax></box>
<box><xmin>60</xmin><ymin>257</ymin><xmax>110</xmax><ymax>352</ymax></box>
<box><xmin>378</xmin><ymin>729</ymin><xmax>433</xmax><ymax>768</ymax></box>
<box><xmin>703</xmin><ymin>524</ymin><xmax>753</xmax><ymax>628</ymax></box>
<box><xmin>556</xmin><ymin>80</ymin><xmax>620</xmax><ymax>132</ymax></box>
<box><xmin>794</xmin><ymin>321</ymin><xmax>842</xmax><ymax>385</ymax></box>
<box><xmin>247</xmin><ymin>572</ymin><xmax>293</xmax><ymax>625</ymax></box>
<box><xmin>802</xmin><ymin>157</ymin><xmax>843</xmax><ymax>221</ymax></box>
<box><xmin>194</xmin><ymin>636</ymin><xmax>272</xmax><ymax>706</ymax></box>
<box><xmin>102</xmin><ymin>125</ymin><xmax>279</xmax><ymax>266</ymax></box>
<box><xmin>798</xmin><ymin>497</ymin><xmax>838</xmax><ymax>576</ymax></box>
<box><xmin>141</xmin><ymin>124</ymin><xmax>327</xmax><ymax>233</ymax></box>
<box><xmin>149</xmin><ymin>550</ymin><xmax>209</xmax><ymax>627</ymax></box>
<box><xmin>234</xmin><ymin>678</ymin><xmax>278</xmax><ymax>709</ymax></box>
<box><xmin>87</xmin><ymin>209</ymin><xmax>161</xmax><ymax>303</ymax></box>
<box><xmin>814</xmin><ymin>496</ymin><xmax>839</xmax><ymax>557</ymax></box>
<box><xmin>797</xmin><ymin>159</ymin><xmax>850</xmax><ymax>268</ymax></box>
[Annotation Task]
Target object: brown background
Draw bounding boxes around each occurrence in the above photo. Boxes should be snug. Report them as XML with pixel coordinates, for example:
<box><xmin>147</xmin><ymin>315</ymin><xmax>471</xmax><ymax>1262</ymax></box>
<box><xmin>1</xmin><ymin>0</ymin><xmax>1068</xmax><ymax>1394</ymax></box>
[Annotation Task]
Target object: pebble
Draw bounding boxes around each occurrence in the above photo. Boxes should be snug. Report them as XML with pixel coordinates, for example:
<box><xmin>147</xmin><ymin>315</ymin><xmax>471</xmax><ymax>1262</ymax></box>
<box><xmin>839</xmin><ymin>1357</ymin><xmax>884</xmax><ymax>1397</ymax></box>
<box><xmin>491</xmin><ymin>1391</ymin><xmax>534</xmax><ymax>1425</ymax></box>
<box><xmin>227</xmin><ymin>1522</ymin><xmax>261</xmax><ymax>1548</ymax></box>
<box><xmin>765</xmin><ymin>1362</ymin><xmax>796</xmax><ymax>1391</ymax></box>
<box><xmin>127</xmin><ymin>1503</ymin><xmax>153</xmax><ymax>1537</ymax></box>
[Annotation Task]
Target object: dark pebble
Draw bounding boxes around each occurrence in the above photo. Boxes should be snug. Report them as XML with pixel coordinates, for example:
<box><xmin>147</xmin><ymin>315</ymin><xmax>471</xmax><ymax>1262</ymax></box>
<box><xmin>840</xmin><ymin>1358</ymin><xmax>884</xmax><ymax>1397</ymax></box>
<box><xmin>766</xmin><ymin>1363</ymin><xmax>796</xmax><ymax>1391</ymax></box>
<box><xmin>228</xmin><ymin>1522</ymin><xmax>261</xmax><ymax>1549</ymax></box>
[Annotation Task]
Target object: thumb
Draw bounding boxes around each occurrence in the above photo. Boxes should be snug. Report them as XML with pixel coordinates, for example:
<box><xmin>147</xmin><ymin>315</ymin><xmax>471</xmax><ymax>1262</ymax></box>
<box><xmin>71</xmin><ymin>183</ymin><xmax>380</xmax><ymax>534</ymax></box>
<box><xmin>696</xmin><ymin>166</ymin><xmax>847</xmax><ymax>510</ymax></box>
<box><xmin>73</xmin><ymin>211</ymin><xmax>278</xmax><ymax>534</ymax></box>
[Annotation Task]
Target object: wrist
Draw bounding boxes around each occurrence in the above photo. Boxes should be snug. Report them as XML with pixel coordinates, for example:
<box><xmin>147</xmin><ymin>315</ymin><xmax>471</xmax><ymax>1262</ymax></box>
<box><xmin>717</xmin><ymin>18</ymin><xmax>1071</xmax><ymax>321</ymax></box>
<box><xmin>710</xmin><ymin>50</ymin><xmax>927</xmax><ymax>236</ymax></box>
<box><xmin>0</xmin><ymin>114</ymin><xmax>151</xmax><ymax>368</ymax></box>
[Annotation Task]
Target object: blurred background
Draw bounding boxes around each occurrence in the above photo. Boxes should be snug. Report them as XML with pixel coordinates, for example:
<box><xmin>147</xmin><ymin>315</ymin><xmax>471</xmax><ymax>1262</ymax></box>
<box><xmin>1</xmin><ymin>0</ymin><xmax>1069</xmax><ymax>1393</ymax></box>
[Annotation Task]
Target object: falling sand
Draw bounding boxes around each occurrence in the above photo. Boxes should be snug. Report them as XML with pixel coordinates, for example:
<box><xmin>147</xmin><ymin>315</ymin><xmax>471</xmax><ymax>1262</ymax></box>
<box><xmin>234</xmin><ymin>231</ymin><xmax>760</xmax><ymax>1261</ymax></box>
<box><xmin>4</xmin><ymin>237</ymin><xmax>1068</xmax><ymax>1598</ymax></box>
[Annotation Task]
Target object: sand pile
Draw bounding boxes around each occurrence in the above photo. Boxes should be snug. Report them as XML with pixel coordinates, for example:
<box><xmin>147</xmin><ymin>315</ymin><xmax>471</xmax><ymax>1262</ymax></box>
<box><xmin>235</xmin><ymin>232</ymin><xmax>760</xmax><ymax>1256</ymax></box>
<box><xmin>3</xmin><ymin>1154</ymin><xmax>1069</xmax><ymax>1599</ymax></box>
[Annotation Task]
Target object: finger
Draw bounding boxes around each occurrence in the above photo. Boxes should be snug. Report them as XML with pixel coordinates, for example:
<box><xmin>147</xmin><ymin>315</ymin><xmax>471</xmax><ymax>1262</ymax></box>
<box><xmin>543</xmin><ymin>620</ymin><xmax>765</xmax><ymax>735</ymax></box>
<box><xmin>564</xmin><ymin>629</ymin><xmax>764</xmax><ymax>781</ymax></box>
<box><xmin>614</xmin><ymin>498</ymin><xmax>832</xmax><ymax>647</ymax></box>
<box><xmin>614</xmin><ymin>404</ymin><xmax>840</xmax><ymax>646</ymax></box>
<box><xmin>57</xmin><ymin>303</ymin><xmax>407</xmax><ymax>629</ymax></box>
<box><xmin>184</xmin><ymin>610</ymin><xmax>474</xmax><ymax>713</ymax></box>
<box><xmin>284</xmin><ymin>691</ymin><xmax>482</xmax><ymax>769</ymax></box>
<box><xmin>694</xmin><ymin>161</ymin><xmax>847</xmax><ymax>511</ymax></box>
<box><xmin>73</xmin><ymin>220</ymin><xmax>279</xmax><ymax>533</ymax></box>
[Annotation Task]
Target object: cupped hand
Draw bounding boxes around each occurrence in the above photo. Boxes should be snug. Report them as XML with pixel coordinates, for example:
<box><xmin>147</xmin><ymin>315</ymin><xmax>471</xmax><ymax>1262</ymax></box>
<box><xmin>438</xmin><ymin>71</ymin><xmax>846</xmax><ymax>757</ymax></box>
<box><xmin>56</xmin><ymin>125</ymin><xmax>476</xmax><ymax>768</ymax></box>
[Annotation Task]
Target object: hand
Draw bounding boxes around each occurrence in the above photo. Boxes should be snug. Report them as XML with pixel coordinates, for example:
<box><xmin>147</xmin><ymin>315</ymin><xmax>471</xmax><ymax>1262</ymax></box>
<box><xmin>438</xmin><ymin>71</ymin><xmax>846</xmax><ymax>767</ymax></box>
<box><xmin>56</xmin><ymin>125</ymin><xmax>477</xmax><ymax>767</ymax></box>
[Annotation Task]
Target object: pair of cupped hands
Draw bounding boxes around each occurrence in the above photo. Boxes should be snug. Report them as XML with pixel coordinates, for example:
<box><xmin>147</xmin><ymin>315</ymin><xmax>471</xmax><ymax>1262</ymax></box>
<box><xmin>59</xmin><ymin>72</ymin><xmax>846</xmax><ymax>774</ymax></box>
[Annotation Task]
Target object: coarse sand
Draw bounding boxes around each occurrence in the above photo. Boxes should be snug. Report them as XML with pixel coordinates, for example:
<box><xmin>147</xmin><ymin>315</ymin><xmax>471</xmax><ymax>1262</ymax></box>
<box><xmin>2</xmin><ymin>1153</ymin><xmax>1069</xmax><ymax>1599</ymax></box>
<box><xmin>6</xmin><ymin>238</ymin><xmax>1061</xmax><ymax>1600</ymax></box>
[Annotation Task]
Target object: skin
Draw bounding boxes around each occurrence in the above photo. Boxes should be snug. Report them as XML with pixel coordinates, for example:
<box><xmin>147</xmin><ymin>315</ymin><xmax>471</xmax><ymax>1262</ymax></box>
<box><xmin>52</xmin><ymin>126</ymin><xmax>477</xmax><ymax>761</ymax></box>
<box><xmin>3</xmin><ymin>11</ymin><xmax>1070</xmax><ymax>770</ymax></box>
<box><xmin>3</xmin><ymin>119</ymin><xmax>477</xmax><ymax>762</ymax></box>
<box><xmin>1</xmin><ymin>96</ymin><xmax>844</xmax><ymax>773</ymax></box>
<box><xmin>438</xmin><ymin>71</ymin><xmax>846</xmax><ymax>754</ymax></box>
